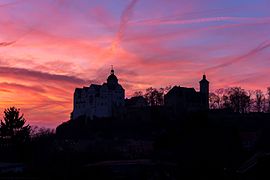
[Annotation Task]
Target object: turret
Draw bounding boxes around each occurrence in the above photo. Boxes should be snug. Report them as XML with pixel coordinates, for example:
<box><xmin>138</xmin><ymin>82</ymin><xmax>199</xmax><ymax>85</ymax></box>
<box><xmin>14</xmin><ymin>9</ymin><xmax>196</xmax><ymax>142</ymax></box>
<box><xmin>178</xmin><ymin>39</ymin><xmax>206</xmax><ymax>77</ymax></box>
<box><xmin>107</xmin><ymin>66</ymin><xmax>118</xmax><ymax>89</ymax></box>
<box><xmin>199</xmin><ymin>74</ymin><xmax>209</xmax><ymax>109</ymax></box>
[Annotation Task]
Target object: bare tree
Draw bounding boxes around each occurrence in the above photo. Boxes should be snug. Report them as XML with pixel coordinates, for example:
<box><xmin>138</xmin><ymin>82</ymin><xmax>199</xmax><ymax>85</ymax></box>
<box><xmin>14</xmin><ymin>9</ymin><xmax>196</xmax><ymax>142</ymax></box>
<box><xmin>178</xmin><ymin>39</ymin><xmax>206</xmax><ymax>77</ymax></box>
<box><xmin>254</xmin><ymin>90</ymin><xmax>265</xmax><ymax>112</ymax></box>
<box><xmin>164</xmin><ymin>86</ymin><xmax>172</xmax><ymax>94</ymax></box>
<box><xmin>31</xmin><ymin>126</ymin><xmax>55</xmax><ymax>139</ymax></box>
<box><xmin>267</xmin><ymin>87</ymin><xmax>270</xmax><ymax>112</ymax></box>
<box><xmin>144</xmin><ymin>87</ymin><xmax>164</xmax><ymax>106</ymax></box>
<box><xmin>133</xmin><ymin>91</ymin><xmax>144</xmax><ymax>97</ymax></box>
<box><xmin>209</xmin><ymin>92</ymin><xmax>220</xmax><ymax>109</ymax></box>
<box><xmin>214</xmin><ymin>88</ymin><xmax>230</xmax><ymax>109</ymax></box>
<box><xmin>228</xmin><ymin>87</ymin><xmax>251</xmax><ymax>113</ymax></box>
<box><xmin>221</xmin><ymin>94</ymin><xmax>231</xmax><ymax>109</ymax></box>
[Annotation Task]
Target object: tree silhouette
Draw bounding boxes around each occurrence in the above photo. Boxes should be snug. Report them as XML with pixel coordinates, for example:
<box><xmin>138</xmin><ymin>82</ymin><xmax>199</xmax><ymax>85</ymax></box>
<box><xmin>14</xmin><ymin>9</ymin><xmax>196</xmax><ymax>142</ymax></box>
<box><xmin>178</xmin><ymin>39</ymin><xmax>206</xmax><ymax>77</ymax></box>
<box><xmin>267</xmin><ymin>87</ymin><xmax>270</xmax><ymax>112</ymax></box>
<box><xmin>143</xmin><ymin>86</ymin><xmax>171</xmax><ymax>106</ymax></box>
<box><xmin>144</xmin><ymin>87</ymin><xmax>164</xmax><ymax>106</ymax></box>
<box><xmin>214</xmin><ymin>88</ymin><xmax>230</xmax><ymax>109</ymax></box>
<box><xmin>228</xmin><ymin>87</ymin><xmax>251</xmax><ymax>113</ymax></box>
<box><xmin>254</xmin><ymin>90</ymin><xmax>265</xmax><ymax>112</ymax></box>
<box><xmin>209</xmin><ymin>92</ymin><xmax>220</xmax><ymax>109</ymax></box>
<box><xmin>221</xmin><ymin>94</ymin><xmax>231</xmax><ymax>109</ymax></box>
<box><xmin>209</xmin><ymin>87</ymin><xmax>253</xmax><ymax>112</ymax></box>
<box><xmin>133</xmin><ymin>91</ymin><xmax>143</xmax><ymax>97</ymax></box>
<box><xmin>0</xmin><ymin>107</ymin><xmax>31</xmax><ymax>143</ymax></box>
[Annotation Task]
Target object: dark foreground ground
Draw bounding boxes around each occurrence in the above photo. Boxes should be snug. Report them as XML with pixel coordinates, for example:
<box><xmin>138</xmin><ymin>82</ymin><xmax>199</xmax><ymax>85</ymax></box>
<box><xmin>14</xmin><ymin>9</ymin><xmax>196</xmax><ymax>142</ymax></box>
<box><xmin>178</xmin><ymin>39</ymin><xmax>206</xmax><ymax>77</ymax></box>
<box><xmin>1</xmin><ymin>111</ymin><xmax>270</xmax><ymax>179</ymax></box>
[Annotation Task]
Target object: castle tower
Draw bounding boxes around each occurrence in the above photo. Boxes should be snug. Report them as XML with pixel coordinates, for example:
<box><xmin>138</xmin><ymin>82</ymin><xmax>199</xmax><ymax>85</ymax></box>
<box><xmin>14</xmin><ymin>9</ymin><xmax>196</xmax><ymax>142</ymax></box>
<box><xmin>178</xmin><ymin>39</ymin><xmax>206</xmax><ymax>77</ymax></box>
<box><xmin>107</xmin><ymin>66</ymin><xmax>118</xmax><ymax>89</ymax></box>
<box><xmin>199</xmin><ymin>74</ymin><xmax>209</xmax><ymax>109</ymax></box>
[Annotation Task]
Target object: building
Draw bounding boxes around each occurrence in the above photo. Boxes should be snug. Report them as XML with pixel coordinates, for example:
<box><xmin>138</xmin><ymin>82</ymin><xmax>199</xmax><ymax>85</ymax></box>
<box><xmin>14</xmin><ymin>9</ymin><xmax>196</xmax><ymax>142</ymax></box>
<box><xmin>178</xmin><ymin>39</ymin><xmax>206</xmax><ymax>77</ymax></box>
<box><xmin>72</xmin><ymin>68</ymin><xmax>125</xmax><ymax>120</ymax></box>
<box><xmin>125</xmin><ymin>96</ymin><xmax>148</xmax><ymax>108</ymax></box>
<box><xmin>164</xmin><ymin>74</ymin><xmax>209</xmax><ymax>113</ymax></box>
<box><xmin>200</xmin><ymin>74</ymin><xmax>209</xmax><ymax>109</ymax></box>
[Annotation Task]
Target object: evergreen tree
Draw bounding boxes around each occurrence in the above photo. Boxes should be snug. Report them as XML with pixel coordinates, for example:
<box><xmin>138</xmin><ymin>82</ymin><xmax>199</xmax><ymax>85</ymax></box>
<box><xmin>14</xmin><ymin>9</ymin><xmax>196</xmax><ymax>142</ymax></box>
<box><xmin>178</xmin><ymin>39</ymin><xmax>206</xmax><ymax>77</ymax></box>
<box><xmin>0</xmin><ymin>107</ymin><xmax>31</xmax><ymax>143</ymax></box>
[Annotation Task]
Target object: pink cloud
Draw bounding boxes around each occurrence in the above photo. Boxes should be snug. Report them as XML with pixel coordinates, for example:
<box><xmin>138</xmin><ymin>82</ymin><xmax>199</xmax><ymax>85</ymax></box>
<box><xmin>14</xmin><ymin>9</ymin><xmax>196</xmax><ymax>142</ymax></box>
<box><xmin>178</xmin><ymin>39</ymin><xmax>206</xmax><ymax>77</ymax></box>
<box><xmin>0</xmin><ymin>0</ymin><xmax>269</xmax><ymax>127</ymax></box>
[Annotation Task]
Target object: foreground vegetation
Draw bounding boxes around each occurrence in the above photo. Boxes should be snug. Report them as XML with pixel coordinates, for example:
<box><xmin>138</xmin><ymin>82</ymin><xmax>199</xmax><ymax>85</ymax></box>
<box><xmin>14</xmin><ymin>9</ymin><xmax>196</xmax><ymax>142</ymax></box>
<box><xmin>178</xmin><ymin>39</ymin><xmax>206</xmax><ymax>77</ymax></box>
<box><xmin>1</xmin><ymin>86</ymin><xmax>270</xmax><ymax>179</ymax></box>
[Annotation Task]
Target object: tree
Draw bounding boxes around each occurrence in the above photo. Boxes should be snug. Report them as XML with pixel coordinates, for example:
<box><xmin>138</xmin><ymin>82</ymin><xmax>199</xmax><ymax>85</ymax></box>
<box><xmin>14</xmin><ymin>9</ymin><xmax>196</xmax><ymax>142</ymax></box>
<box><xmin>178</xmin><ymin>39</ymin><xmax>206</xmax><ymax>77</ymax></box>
<box><xmin>254</xmin><ymin>90</ymin><xmax>265</xmax><ymax>112</ymax></box>
<box><xmin>133</xmin><ymin>86</ymin><xmax>172</xmax><ymax>106</ymax></box>
<box><xmin>221</xmin><ymin>94</ymin><xmax>231</xmax><ymax>109</ymax></box>
<box><xmin>213</xmin><ymin>88</ymin><xmax>230</xmax><ymax>109</ymax></box>
<box><xmin>31</xmin><ymin>126</ymin><xmax>55</xmax><ymax>139</ymax></box>
<box><xmin>228</xmin><ymin>87</ymin><xmax>251</xmax><ymax>113</ymax></box>
<box><xmin>164</xmin><ymin>86</ymin><xmax>172</xmax><ymax>94</ymax></box>
<box><xmin>209</xmin><ymin>92</ymin><xmax>220</xmax><ymax>109</ymax></box>
<box><xmin>267</xmin><ymin>87</ymin><xmax>270</xmax><ymax>112</ymax></box>
<box><xmin>0</xmin><ymin>107</ymin><xmax>31</xmax><ymax>143</ymax></box>
<box><xmin>144</xmin><ymin>87</ymin><xmax>164</xmax><ymax>106</ymax></box>
<box><xmin>133</xmin><ymin>91</ymin><xmax>143</xmax><ymax>97</ymax></box>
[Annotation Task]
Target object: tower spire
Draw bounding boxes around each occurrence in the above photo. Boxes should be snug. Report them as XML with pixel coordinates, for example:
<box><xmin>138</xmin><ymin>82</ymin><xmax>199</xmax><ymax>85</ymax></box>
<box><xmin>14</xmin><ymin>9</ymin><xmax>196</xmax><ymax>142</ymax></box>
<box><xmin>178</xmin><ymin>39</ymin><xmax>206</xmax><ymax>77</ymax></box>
<box><xmin>111</xmin><ymin>65</ymin><xmax>114</xmax><ymax>74</ymax></box>
<box><xmin>203</xmin><ymin>73</ymin><xmax>206</xmax><ymax>80</ymax></box>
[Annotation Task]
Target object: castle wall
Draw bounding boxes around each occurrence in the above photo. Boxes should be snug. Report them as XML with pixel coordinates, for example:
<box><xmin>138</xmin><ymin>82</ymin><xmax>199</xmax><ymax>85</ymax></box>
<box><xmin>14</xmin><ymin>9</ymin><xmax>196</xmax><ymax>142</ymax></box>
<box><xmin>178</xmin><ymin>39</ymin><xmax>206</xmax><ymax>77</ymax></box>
<box><xmin>72</xmin><ymin>83</ymin><xmax>125</xmax><ymax>120</ymax></box>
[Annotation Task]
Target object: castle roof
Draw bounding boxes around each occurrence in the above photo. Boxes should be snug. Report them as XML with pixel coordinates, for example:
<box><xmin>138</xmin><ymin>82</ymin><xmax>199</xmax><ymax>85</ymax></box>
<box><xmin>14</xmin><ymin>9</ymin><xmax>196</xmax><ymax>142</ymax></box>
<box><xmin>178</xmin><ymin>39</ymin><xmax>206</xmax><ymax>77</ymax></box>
<box><xmin>166</xmin><ymin>86</ymin><xmax>196</xmax><ymax>96</ymax></box>
<box><xmin>107</xmin><ymin>73</ymin><xmax>118</xmax><ymax>82</ymax></box>
<box><xmin>200</xmin><ymin>74</ymin><xmax>209</xmax><ymax>84</ymax></box>
<box><xmin>90</xmin><ymin>84</ymin><xmax>101</xmax><ymax>91</ymax></box>
<box><xmin>165</xmin><ymin>86</ymin><xmax>201</xmax><ymax>103</ymax></box>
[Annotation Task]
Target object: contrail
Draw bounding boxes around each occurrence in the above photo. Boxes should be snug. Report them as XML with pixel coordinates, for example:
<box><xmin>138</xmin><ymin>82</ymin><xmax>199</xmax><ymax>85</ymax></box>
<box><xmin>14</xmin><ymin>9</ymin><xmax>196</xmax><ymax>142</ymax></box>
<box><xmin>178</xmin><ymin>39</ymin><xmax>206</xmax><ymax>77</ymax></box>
<box><xmin>111</xmin><ymin>0</ymin><xmax>138</xmax><ymax>53</ymax></box>
<box><xmin>0</xmin><ymin>0</ymin><xmax>31</xmax><ymax>47</ymax></box>
<box><xmin>0</xmin><ymin>0</ymin><xmax>64</xmax><ymax>47</ymax></box>
<box><xmin>206</xmin><ymin>40</ymin><xmax>270</xmax><ymax>71</ymax></box>
<box><xmin>132</xmin><ymin>16</ymin><xmax>270</xmax><ymax>26</ymax></box>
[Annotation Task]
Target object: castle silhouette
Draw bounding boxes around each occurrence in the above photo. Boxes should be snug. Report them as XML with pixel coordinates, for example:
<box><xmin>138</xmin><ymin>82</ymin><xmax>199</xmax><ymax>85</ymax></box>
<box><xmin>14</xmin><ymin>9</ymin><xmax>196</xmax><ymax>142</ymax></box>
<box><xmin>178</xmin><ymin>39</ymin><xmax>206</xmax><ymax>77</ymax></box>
<box><xmin>71</xmin><ymin>67</ymin><xmax>209</xmax><ymax>120</ymax></box>
<box><xmin>72</xmin><ymin>67</ymin><xmax>125</xmax><ymax>120</ymax></box>
<box><xmin>165</xmin><ymin>74</ymin><xmax>209</xmax><ymax>113</ymax></box>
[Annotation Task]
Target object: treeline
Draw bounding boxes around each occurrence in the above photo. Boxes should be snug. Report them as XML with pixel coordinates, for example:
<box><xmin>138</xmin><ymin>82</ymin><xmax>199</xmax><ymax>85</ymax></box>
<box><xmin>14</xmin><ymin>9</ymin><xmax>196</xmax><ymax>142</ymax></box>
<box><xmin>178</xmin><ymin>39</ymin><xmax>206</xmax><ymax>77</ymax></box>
<box><xmin>210</xmin><ymin>87</ymin><xmax>270</xmax><ymax>113</ymax></box>
<box><xmin>133</xmin><ymin>86</ymin><xmax>171</xmax><ymax>106</ymax></box>
<box><xmin>0</xmin><ymin>107</ymin><xmax>54</xmax><ymax>147</ymax></box>
<box><xmin>1</xmin><ymin>86</ymin><xmax>269</xmax><ymax>145</ymax></box>
<box><xmin>133</xmin><ymin>86</ymin><xmax>270</xmax><ymax>114</ymax></box>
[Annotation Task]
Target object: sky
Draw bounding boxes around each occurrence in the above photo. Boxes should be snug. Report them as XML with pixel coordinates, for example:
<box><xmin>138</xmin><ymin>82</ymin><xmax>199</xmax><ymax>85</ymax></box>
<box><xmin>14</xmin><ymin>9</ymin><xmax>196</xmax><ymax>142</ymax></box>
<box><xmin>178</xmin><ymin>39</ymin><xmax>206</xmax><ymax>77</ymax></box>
<box><xmin>0</xmin><ymin>0</ymin><xmax>270</xmax><ymax>128</ymax></box>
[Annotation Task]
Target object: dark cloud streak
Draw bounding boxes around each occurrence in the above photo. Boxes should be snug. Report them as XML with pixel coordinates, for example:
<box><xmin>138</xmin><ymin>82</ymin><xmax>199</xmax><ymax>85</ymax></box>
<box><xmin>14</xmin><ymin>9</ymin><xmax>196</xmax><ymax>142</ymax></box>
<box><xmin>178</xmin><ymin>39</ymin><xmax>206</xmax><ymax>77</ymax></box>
<box><xmin>0</xmin><ymin>66</ymin><xmax>89</xmax><ymax>84</ymax></box>
<box><xmin>0</xmin><ymin>41</ymin><xmax>16</xmax><ymax>46</ymax></box>
<box><xmin>0</xmin><ymin>82</ymin><xmax>46</xmax><ymax>93</ymax></box>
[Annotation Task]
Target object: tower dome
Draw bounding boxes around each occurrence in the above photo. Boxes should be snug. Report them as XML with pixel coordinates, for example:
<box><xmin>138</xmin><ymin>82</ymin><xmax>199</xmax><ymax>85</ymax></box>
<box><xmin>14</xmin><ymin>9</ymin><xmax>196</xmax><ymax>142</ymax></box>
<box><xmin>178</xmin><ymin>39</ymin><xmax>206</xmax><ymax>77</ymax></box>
<box><xmin>107</xmin><ymin>66</ymin><xmax>118</xmax><ymax>85</ymax></box>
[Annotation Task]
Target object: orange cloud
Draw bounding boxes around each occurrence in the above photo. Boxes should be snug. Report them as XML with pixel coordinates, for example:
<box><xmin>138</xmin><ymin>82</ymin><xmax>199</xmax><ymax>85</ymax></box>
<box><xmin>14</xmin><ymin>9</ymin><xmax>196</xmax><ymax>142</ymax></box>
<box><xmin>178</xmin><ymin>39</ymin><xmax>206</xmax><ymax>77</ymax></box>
<box><xmin>0</xmin><ymin>0</ymin><xmax>269</xmax><ymax>128</ymax></box>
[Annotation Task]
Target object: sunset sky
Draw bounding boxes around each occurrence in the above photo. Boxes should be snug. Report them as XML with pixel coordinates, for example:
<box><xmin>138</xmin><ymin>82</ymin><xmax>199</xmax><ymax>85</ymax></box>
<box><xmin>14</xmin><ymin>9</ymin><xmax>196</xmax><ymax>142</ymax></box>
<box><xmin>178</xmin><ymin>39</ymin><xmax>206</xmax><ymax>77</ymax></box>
<box><xmin>0</xmin><ymin>0</ymin><xmax>270</xmax><ymax>128</ymax></box>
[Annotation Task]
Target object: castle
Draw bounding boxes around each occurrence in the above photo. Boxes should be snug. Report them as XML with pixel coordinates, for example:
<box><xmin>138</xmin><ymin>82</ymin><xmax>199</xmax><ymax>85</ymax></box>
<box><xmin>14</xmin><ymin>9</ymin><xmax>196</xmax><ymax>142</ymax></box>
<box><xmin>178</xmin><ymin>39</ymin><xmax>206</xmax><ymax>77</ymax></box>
<box><xmin>164</xmin><ymin>74</ymin><xmax>209</xmax><ymax>113</ymax></box>
<box><xmin>72</xmin><ymin>68</ymin><xmax>125</xmax><ymax>120</ymax></box>
<box><xmin>71</xmin><ymin>68</ymin><xmax>209</xmax><ymax>120</ymax></box>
